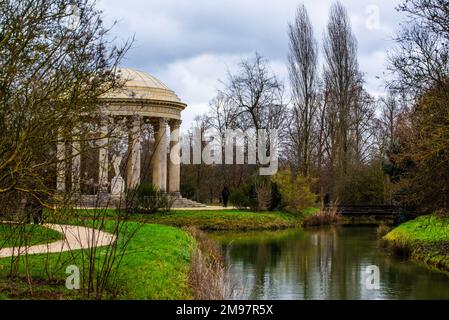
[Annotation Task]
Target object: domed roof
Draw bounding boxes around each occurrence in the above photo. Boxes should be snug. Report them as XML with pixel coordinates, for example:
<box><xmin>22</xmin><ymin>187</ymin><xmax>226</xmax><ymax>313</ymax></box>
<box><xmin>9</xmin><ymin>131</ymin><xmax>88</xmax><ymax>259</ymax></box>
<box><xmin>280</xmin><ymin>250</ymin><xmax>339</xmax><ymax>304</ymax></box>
<box><xmin>118</xmin><ymin>67</ymin><xmax>171</xmax><ymax>90</ymax></box>
<box><xmin>103</xmin><ymin>67</ymin><xmax>183</xmax><ymax>104</ymax></box>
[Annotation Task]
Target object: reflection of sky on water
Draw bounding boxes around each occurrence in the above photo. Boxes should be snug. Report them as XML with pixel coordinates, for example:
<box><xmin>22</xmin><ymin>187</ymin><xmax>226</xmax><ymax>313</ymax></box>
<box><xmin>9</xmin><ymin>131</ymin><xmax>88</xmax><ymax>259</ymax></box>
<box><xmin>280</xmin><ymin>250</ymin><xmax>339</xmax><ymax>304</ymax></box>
<box><xmin>214</xmin><ymin>227</ymin><xmax>449</xmax><ymax>300</ymax></box>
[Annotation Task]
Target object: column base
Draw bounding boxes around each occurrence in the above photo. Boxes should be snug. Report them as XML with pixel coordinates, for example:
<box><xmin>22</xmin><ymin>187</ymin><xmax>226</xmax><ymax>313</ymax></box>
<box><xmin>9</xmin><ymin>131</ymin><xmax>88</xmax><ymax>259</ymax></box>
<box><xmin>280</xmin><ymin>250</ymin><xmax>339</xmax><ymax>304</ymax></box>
<box><xmin>169</xmin><ymin>191</ymin><xmax>182</xmax><ymax>199</ymax></box>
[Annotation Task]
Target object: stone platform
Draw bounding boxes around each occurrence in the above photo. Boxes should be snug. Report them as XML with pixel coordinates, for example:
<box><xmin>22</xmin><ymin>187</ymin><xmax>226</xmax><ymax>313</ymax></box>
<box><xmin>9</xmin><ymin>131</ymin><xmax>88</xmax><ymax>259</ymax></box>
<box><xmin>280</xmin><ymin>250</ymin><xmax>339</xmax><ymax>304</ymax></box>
<box><xmin>76</xmin><ymin>194</ymin><xmax>206</xmax><ymax>209</ymax></box>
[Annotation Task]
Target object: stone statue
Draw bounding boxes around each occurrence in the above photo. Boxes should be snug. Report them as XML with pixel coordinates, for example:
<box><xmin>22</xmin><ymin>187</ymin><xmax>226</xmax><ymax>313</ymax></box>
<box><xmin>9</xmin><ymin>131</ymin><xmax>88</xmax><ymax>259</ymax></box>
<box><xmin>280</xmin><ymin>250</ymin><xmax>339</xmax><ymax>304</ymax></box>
<box><xmin>112</xmin><ymin>154</ymin><xmax>123</xmax><ymax>177</ymax></box>
<box><xmin>111</xmin><ymin>153</ymin><xmax>125</xmax><ymax>196</ymax></box>
<box><xmin>129</xmin><ymin>139</ymin><xmax>142</xmax><ymax>189</ymax></box>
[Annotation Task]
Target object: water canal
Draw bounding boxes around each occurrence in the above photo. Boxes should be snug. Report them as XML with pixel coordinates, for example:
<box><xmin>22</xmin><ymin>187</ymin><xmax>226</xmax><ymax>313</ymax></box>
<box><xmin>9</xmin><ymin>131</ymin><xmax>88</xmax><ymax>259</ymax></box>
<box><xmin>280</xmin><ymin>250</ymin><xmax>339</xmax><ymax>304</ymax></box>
<box><xmin>211</xmin><ymin>226</ymin><xmax>449</xmax><ymax>299</ymax></box>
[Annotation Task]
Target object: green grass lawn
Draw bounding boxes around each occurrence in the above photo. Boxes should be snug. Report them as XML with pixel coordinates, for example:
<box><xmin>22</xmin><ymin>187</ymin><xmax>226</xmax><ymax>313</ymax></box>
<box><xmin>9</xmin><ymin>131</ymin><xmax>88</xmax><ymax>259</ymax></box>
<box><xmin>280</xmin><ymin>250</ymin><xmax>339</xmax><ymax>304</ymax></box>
<box><xmin>0</xmin><ymin>224</ymin><xmax>63</xmax><ymax>248</ymax></box>
<box><xmin>385</xmin><ymin>214</ymin><xmax>449</xmax><ymax>243</ymax></box>
<box><xmin>383</xmin><ymin>214</ymin><xmax>449</xmax><ymax>272</ymax></box>
<box><xmin>140</xmin><ymin>210</ymin><xmax>303</xmax><ymax>230</ymax></box>
<box><xmin>0</xmin><ymin>222</ymin><xmax>195</xmax><ymax>300</ymax></box>
<box><xmin>301</xmin><ymin>207</ymin><xmax>321</xmax><ymax>217</ymax></box>
<box><xmin>51</xmin><ymin>208</ymin><xmax>320</xmax><ymax>231</ymax></box>
<box><xmin>0</xmin><ymin>207</ymin><xmax>320</xmax><ymax>299</ymax></box>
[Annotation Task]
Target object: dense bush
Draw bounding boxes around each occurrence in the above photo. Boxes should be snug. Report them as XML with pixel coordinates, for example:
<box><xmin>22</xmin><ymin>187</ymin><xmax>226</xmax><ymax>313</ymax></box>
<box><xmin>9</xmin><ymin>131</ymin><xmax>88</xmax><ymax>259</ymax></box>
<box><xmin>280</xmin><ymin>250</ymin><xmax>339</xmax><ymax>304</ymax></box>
<box><xmin>269</xmin><ymin>182</ymin><xmax>282</xmax><ymax>211</ymax></box>
<box><xmin>335</xmin><ymin>162</ymin><xmax>386</xmax><ymax>205</ymax></box>
<box><xmin>229</xmin><ymin>189</ymin><xmax>250</xmax><ymax>210</ymax></box>
<box><xmin>180</xmin><ymin>182</ymin><xmax>196</xmax><ymax>200</ymax></box>
<box><xmin>229</xmin><ymin>179</ymin><xmax>285</xmax><ymax>212</ymax></box>
<box><xmin>272</xmin><ymin>169</ymin><xmax>317</xmax><ymax>214</ymax></box>
<box><xmin>126</xmin><ymin>183</ymin><xmax>173</xmax><ymax>214</ymax></box>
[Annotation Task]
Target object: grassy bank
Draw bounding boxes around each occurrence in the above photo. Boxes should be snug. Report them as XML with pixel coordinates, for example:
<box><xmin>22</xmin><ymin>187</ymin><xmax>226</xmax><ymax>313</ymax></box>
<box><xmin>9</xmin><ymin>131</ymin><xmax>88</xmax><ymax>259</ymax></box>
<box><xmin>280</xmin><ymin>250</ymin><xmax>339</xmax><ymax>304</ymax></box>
<box><xmin>0</xmin><ymin>224</ymin><xmax>63</xmax><ymax>248</ymax></box>
<box><xmin>0</xmin><ymin>222</ymin><xmax>195</xmax><ymax>299</ymax></box>
<box><xmin>54</xmin><ymin>208</ymin><xmax>320</xmax><ymax>231</ymax></box>
<box><xmin>383</xmin><ymin>214</ymin><xmax>449</xmax><ymax>272</ymax></box>
<box><xmin>141</xmin><ymin>210</ymin><xmax>306</xmax><ymax>231</ymax></box>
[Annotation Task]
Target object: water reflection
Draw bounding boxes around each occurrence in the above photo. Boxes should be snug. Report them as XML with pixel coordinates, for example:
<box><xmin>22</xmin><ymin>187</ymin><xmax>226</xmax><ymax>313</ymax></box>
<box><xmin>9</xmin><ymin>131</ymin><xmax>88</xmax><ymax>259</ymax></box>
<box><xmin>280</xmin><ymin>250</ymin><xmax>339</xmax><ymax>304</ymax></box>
<box><xmin>211</xmin><ymin>226</ymin><xmax>449</xmax><ymax>300</ymax></box>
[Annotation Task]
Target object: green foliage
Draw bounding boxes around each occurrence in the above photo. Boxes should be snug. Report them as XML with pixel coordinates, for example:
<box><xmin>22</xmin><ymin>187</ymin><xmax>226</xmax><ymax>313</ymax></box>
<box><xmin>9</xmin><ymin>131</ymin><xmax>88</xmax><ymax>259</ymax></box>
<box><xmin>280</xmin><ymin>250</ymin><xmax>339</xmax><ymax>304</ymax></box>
<box><xmin>271</xmin><ymin>169</ymin><xmax>317</xmax><ymax>214</ymax></box>
<box><xmin>228</xmin><ymin>178</ymin><xmax>283</xmax><ymax>212</ymax></box>
<box><xmin>180</xmin><ymin>182</ymin><xmax>195</xmax><ymax>200</ymax></box>
<box><xmin>126</xmin><ymin>183</ymin><xmax>173</xmax><ymax>214</ymax></box>
<box><xmin>228</xmin><ymin>184</ymin><xmax>258</xmax><ymax>210</ymax></box>
<box><xmin>269</xmin><ymin>182</ymin><xmax>282</xmax><ymax>211</ymax></box>
<box><xmin>246</xmin><ymin>184</ymin><xmax>259</xmax><ymax>210</ymax></box>
<box><xmin>386</xmin><ymin>81</ymin><xmax>449</xmax><ymax>213</ymax></box>
<box><xmin>229</xmin><ymin>189</ymin><xmax>249</xmax><ymax>210</ymax></box>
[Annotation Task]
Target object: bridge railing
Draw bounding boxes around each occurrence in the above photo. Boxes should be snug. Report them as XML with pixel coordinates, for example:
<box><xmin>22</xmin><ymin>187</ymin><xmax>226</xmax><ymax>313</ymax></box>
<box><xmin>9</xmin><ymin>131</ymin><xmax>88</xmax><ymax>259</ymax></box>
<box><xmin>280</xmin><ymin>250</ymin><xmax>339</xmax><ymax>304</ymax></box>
<box><xmin>322</xmin><ymin>205</ymin><xmax>398</xmax><ymax>216</ymax></box>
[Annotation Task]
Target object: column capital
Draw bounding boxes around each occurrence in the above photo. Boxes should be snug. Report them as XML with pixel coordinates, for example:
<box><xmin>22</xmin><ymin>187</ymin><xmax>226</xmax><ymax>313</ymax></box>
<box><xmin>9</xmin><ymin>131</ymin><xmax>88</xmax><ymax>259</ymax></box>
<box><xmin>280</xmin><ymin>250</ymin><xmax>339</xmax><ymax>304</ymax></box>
<box><xmin>150</xmin><ymin>117</ymin><xmax>169</xmax><ymax>130</ymax></box>
<box><xmin>168</xmin><ymin>119</ymin><xmax>182</xmax><ymax>129</ymax></box>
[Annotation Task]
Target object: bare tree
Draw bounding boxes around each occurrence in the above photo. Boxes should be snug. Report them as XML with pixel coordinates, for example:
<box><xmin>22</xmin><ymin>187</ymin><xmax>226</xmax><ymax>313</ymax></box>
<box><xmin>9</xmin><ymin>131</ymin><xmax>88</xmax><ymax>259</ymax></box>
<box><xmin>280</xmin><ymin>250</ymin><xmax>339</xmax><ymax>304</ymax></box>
<box><xmin>350</xmin><ymin>84</ymin><xmax>377</xmax><ymax>164</ymax></box>
<box><xmin>208</xmin><ymin>92</ymin><xmax>239</xmax><ymax>135</ymax></box>
<box><xmin>323</xmin><ymin>1</ymin><xmax>360</xmax><ymax>176</ymax></box>
<box><xmin>376</xmin><ymin>91</ymin><xmax>403</xmax><ymax>153</ymax></box>
<box><xmin>398</xmin><ymin>0</ymin><xmax>449</xmax><ymax>35</ymax></box>
<box><xmin>0</xmin><ymin>0</ymin><xmax>130</xmax><ymax>207</ymax></box>
<box><xmin>224</xmin><ymin>53</ymin><xmax>287</xmax><ymax>132</ymax></box>
<box><xmin>389</xmin><ymin>0</ymin><xmax>448</xmax><ymax>95</ymax></box>
<box><xmin>287</xmin><ymin>4</ymin><xmax>319</xmax><ymax>176</ymax></box>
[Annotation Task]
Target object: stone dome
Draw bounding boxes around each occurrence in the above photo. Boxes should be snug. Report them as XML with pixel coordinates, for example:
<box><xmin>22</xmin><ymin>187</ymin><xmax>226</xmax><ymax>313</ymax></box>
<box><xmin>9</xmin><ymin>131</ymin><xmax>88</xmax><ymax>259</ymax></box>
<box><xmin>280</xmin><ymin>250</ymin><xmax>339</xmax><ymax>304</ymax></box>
<box><xmin>103</xmin><ymin>67</ymin><xmax>183</xmax><ymax>104</ymax></box>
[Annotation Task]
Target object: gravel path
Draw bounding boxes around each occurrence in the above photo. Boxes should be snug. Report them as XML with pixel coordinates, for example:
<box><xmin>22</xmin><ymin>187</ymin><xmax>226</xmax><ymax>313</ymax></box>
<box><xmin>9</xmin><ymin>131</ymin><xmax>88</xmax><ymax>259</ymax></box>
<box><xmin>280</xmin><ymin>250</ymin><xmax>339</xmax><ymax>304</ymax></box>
<box><xmin>0</xmin><ymin>224</ymin><xmax>117</xmax><ymax>258</ymax></box>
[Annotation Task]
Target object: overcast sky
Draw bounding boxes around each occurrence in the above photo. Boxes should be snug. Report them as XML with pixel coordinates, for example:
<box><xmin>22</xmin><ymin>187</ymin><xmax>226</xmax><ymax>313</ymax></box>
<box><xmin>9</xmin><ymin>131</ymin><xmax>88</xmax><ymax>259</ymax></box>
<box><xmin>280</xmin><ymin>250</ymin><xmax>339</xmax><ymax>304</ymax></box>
<box><xmin>97</xmin><ymin>0</ymin><xmax>405</xmax><ymax>131</ymax></box>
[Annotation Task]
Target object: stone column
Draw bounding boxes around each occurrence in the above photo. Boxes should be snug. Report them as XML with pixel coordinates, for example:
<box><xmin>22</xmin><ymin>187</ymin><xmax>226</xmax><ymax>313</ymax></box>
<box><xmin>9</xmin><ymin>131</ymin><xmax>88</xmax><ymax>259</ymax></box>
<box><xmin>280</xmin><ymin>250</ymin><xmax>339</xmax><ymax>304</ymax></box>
<box><xmin>71</xmin><ymin>128</ymin><xmax>81</xmax><ymax>194</ymax></box>
<box><xmin>56</xmin><ymin>134</ymin><xmax>66</xmax><ymax>193</ymax></box>
<box><xmin>126</xmin><ymin>116</ymin><xmax>141</xmax><ymax>189</ymax></box>
<box><xmin>168</xmin><ymin>119</ymin><xmax>181</xmax><ymax>195</ymax></box>
<box><xmin>152</xmin><ymin>118</ymin><xmax>167</xmax><ymax>191</ymax></box>
<box><xmin>98</xmin><ymin>120</ymin><xmax>109</xmax><ymax>194</ymax></box>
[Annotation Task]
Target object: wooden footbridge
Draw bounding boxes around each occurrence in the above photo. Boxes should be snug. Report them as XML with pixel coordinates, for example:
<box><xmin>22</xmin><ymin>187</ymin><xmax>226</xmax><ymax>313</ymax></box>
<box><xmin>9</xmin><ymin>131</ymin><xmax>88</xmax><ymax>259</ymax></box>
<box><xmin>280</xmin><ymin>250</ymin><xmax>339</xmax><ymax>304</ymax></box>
<box><xmin>323</xmin><ymin>205</ymin><xmax>403</xmax><ymax>224</ymax></box>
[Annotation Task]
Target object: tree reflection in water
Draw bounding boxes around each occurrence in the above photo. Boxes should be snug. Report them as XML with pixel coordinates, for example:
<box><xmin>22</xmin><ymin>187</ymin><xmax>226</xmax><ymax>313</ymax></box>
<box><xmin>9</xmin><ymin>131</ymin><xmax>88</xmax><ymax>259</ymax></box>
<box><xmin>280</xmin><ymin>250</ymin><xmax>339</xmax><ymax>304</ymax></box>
<box><xmin>211</xmin><ymin>226</ymin><xmax>449</xmax><ymax>300</ymax></box>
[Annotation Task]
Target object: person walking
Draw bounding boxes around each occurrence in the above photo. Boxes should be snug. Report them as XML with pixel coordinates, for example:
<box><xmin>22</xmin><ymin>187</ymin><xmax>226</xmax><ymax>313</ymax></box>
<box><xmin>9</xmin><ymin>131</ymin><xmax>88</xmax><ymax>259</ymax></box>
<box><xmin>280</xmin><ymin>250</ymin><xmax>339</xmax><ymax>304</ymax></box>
<box><xmin>221</xmin><ymin>186</ymin><xmax>230</xmax><ymax>208</ymax></box>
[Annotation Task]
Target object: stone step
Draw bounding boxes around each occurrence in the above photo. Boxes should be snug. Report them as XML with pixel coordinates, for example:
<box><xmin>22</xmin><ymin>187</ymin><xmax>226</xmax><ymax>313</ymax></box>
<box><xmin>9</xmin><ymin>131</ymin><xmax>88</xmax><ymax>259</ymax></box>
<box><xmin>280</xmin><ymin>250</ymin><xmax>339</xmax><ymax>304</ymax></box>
<box><xmin>171</xmin><ymin>197</ymin><xmax>207</xmax><ymax>208</ymax></box>
<box><xmin>77</xmin><ymin>194</ymin><xmax>207</xmax><ymax>209</ymax></box>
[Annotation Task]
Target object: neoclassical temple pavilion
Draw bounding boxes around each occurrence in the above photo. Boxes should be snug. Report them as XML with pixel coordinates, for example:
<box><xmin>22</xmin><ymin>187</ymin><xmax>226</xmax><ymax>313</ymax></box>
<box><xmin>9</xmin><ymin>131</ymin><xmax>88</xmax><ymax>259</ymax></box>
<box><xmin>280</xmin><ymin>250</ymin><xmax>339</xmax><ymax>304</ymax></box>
<box><xmin>56</xmin><ymin>67</ymin><xmax>199</xmax><ymax>207</ymax></box>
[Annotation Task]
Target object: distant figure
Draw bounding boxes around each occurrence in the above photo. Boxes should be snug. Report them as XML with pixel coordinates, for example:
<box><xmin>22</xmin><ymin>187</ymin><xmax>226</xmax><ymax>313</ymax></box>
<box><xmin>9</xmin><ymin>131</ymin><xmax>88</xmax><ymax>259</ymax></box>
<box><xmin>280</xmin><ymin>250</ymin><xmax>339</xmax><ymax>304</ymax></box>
<box><xmin>221</xmin><ymin>187</ymin><xmax>230</xmax><ymax>208</ymax></box>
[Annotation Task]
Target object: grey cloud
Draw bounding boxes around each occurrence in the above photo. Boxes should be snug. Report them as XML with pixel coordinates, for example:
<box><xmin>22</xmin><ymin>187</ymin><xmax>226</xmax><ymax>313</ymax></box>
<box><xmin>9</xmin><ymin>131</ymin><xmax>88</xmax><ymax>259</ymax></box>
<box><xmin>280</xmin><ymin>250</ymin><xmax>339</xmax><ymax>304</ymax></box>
<box><xmin>97</xmin><ymin>0</ymin><xmax>406</xmax><ymax>127</ymax></box>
